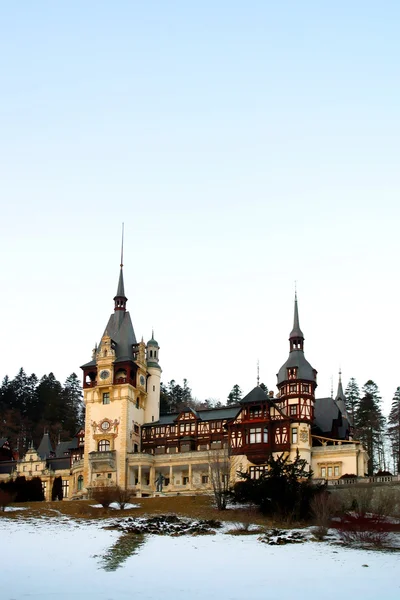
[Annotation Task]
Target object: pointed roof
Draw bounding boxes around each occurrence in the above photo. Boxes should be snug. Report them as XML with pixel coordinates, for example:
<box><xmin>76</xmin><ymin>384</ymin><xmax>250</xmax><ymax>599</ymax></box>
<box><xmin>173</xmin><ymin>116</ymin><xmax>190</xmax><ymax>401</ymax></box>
<box><xmin>115</xmin><ymin>267</ymin><xmax>126</xmax><ymax>300</ymax></box>
<box><xmin>289</xmin><ymin>293</ymin><xmax>304</xmax><ymax>339</ymax></box>
<box><xmin>240</xmin><ymin>386</ymin><xmax>270</xmax><ymax>404</ymax></box>
<box><xmin>335</xmin><ymin>369</ymin><xmax>345</xmax><ymax>402</ymax></box>
<box><xmin>37</xmin><ymin>433</ymin><xmax>54</xmax><ymax>459</ymax></box>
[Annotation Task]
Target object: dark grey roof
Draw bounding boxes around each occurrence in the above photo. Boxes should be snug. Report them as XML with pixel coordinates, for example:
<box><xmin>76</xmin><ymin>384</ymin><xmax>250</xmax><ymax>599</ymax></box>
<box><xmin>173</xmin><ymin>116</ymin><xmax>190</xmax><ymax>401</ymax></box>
<box><xmin>0</xmin><ymin>461</ymin><xmax>15</xmax><ymax>474</ymax></box>
<box><xmin>55</xmin><ymin>439</ymin><xmax>78</xmax><ymax>458</ymax></box>
<box><xmin>81</xmin><ymin>310</ymin><xmax>137</xmax><ymax>369</ymax></box>
<box><xmin>240</xmin><ymin>386</ymin><xmax>270</xmax><ymax>404</ymax></box>
<box><xmin>104</xmin><ymin>310</ymin><xmax>137</xmax><ymax>362</ymax></box>
<box><xmin>115</xmin><ymin>267</ymin><xmax>126</xmax><ymax>299</ymax></box>
<box><xmin>48</xmin><ymin>457</ymin><xmax>71</xmax><ymax>471</ymax></box>
<box><xmin>145</xmin><ymin>406</ymin><xmax>239</xmax><ymax>426</ymax></box>
<box><xmin>277</xmin><ymin>350</ymin><xmax>316</xmax><ymax>384</ymax></box>
<box><xmin>37</xmin><ymin>433</ymin><xmax>54</xmax><ymax>459</ymax></box>
<box><xmin>290</xmin><ymin>295</ymin><xmax>304</xmax><ymax>339</ymax></box>
<box><xmin>314</xmin><ymin>397</ymin><xmax>350</xmax><ymax>439</ymax></box>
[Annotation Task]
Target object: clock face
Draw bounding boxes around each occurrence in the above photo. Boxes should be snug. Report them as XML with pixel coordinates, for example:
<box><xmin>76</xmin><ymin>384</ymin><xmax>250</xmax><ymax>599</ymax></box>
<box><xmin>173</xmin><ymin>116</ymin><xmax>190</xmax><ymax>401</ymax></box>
<box><xmin>140</xmin><ymin>375</ymin><xmax>145</xmax><ymax>386</ymax></box>
<box><xmin>100</xmin><ymin>369</ymin><xmax>110</xmax><ymax>380</ymax></box>
<box><xmin>101</xmin><ymin>421</ymin><xmax>110</xmax><ymax>431</ymax></box>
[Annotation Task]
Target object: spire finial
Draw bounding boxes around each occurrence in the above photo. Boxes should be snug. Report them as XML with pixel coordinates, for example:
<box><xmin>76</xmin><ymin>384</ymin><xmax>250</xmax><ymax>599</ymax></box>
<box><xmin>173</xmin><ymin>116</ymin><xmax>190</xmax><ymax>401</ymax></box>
<box><xmin>152</xmin><ymin>327</ymin><xmax>154</xmax><ymax>339</ymax></box>
<box><xmin>295</xmin><ymin>280</ymin><xmax>297</xmax><ymax>299</ymax></box>
<box><xmin>120</xmin><ymin>222</ymin><xmax>124</xmax><ymax>268</ymax></box>
<box><xmin>257</xmin><ymin>359</ymin><xmax>260</xmax><ymax>386</ymax></box>
<box><xmin>339</xmin><ymin>367</ymin><xmax>342</xmax><ymax>383</ymax></box>
<box><xmin>330</xmin><ymin>375</ymin><xmax>334</xmax><ymax>399</ymax></box>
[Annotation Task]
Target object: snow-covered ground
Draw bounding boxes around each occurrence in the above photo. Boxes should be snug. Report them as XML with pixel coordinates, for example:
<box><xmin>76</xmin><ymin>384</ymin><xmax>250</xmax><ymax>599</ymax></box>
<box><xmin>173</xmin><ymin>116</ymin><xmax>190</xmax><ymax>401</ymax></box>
<box><xmin>0</xmin><ymin>516</ymin><xmax>399</xmax><ymax>600</ymax></box>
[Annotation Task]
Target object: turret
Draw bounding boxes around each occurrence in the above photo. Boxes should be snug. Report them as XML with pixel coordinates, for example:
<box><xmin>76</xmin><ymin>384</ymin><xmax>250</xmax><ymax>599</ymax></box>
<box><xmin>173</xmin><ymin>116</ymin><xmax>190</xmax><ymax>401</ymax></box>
<box><xmin>145</xmin><ymin>332</ymin><xmax>161</xmax><ymax>423</ymax></box>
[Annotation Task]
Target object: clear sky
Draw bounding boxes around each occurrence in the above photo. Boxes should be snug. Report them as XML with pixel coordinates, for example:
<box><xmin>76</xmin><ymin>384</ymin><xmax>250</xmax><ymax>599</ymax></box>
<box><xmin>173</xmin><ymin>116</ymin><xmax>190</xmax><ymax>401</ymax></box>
<box><xmin>1</xmin><ymin>1</ymin><xmax>399</xmax><ymax>413</ymax></box>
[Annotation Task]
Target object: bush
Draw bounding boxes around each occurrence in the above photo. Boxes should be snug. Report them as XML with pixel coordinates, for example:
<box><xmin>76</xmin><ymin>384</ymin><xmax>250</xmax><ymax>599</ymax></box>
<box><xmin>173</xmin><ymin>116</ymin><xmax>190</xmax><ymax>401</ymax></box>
<box><xmin>311</xmin><ymin>491</ymin><xmax>340</xmax><ymax>540</ymax></box>
<box><xmin>114</xmin><ymin>486</ymin><xmax>132</xmax><ymax>510</ymax></box>
<box><xmin>91</xmin><ymin>486</ymin><xmax>118</xmax><ymax>508</ymax></box>
<box><xmin>0</xmin><ymin>476</ymin><xmax>44</xmax><ymax>502</ymax></box>
<box><xmin>233</xmin><ymin>451</ymin><xmax>324</xmax><ymax>522</ymax></box>
<box><xmin>333</xmin><ymin>487</ymin><xmax>400</xmax><ymax>548</ymax></box>
<box><xmin>0</xmin><ymin>489</ymin><xmax>15</xmax><ymax>511</ymax></box>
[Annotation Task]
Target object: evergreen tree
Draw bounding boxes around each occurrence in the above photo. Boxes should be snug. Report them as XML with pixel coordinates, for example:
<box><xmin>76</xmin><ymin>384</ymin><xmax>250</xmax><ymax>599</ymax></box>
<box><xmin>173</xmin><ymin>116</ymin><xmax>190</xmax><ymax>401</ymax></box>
<box><xmin>227</xmin><ymin>384</ymin><xmax>242</xmax><ymax>406</ymax></box>
<box><xmin>51</xmin><ymin>476</ymin><xmax>63</xmax><ymax>501</ymax></box>
<box><xmin>387</xmin><ymin>387</ymin><xmax>400</xmax><ymax>474</ymax></box>
<box><xmin>63</xmin><ymin>373</ymin><xmax>84</xmax><ymax>434</ymax></box>
<box><xmin>356</xmin><ymin>380</ymin><xmax>385</xmax><ymax>475</ymax></box>
<box><xmin>344</xmin><ymin>378</ymin><xmax>360</xmax><ymax>426</ymax></box>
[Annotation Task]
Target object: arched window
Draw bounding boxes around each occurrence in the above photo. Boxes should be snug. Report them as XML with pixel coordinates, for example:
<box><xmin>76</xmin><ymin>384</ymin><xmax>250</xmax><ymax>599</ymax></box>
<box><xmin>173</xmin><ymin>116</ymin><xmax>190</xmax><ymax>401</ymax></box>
<box><xmin>98</xmin><ymin>439</ymin><xmax>110</xmax><ymax>452</ymax></box>
<box><xmin>77</xmin><ymin>475</ymin><xmax>83</xmax><ymax>491</ymax></box>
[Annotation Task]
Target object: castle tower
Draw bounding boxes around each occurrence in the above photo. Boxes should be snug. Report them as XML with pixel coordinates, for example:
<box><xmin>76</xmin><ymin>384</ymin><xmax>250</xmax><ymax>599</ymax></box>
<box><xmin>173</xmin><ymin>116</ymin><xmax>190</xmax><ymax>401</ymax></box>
<box><xmin>80</xmin><ymin>260</ymin><xmax>160</xmax><ymax>492</ymax></box>
<box><xmin>145</xmin><ymin>332</ymin><xmax>161</xmax><ymax>423</ymax></box>
<box><xmin>276</xmin><ymin>294</ymin><xmax>317</xmax><ymax>466</ymax></box>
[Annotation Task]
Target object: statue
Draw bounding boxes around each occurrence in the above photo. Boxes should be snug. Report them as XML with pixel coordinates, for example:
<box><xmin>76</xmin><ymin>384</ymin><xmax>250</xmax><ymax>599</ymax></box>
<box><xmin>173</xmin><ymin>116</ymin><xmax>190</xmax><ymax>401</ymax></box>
<box><xmin>155</xmin><ymin>472</ymin><xmax>165</xmax><ymax>492</ymax></box>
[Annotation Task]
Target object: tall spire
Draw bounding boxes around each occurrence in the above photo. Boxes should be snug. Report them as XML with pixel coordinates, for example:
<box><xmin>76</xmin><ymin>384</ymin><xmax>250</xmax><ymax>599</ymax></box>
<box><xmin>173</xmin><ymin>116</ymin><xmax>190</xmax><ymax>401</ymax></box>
<box><xmin>114</xmin><ymin>224</ymin><xmax>127</xmax><ymax>312</ymax></box>
<box><xmin>289</xmin><ymin>292</ymin><xmax>304</xmax><ymax>351</ymax></box>
<box><xmin>336</xmin><ymin>368</ymin><xmax>345</xmax><ymax>401</ymax></box>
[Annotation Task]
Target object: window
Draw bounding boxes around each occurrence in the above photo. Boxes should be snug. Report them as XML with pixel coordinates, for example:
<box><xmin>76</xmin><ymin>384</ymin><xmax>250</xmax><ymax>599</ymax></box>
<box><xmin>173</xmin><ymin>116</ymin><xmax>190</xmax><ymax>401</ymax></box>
<box><xmin>249</xmin><ymin>466</ymin><xmax>266</xmax><ymax>479</ymax></box>
<box><xmin>249</xmin><ymin>427</ymin><xmax>262</xmax><ymax>444</ymax></box>
<box><xmin>290</xmin><ymin>405</ymin><xmax>297</xmax><ymax>416</ymax></box>
<box><xmin>291</xmin><ymin>427</ymin><xmax>298</xmax><ymax>444</ymax></box>
<box><xmin>263</xmin><ymin>428</ymin><xmax>269</xmax><ymax>443</ymax></box>
<box><xmin>302</xmin><ymin>384</ymin><xmax>310</xmax><ymax>393</ymax></box>
<box><xmin>183</xmin><ymin>477</ymin><xmax>189</xmax><ymax>485</ymax></box>
<box><xmin>107</xmin><ymin>473</ymin><xmax>112</xmax><ymax>479</ymax></box>
<box><xmin>334</xmin><ymin>466</ymin><xmax>339</xmax><ymax>477</ymax></box>
<box><xmin>289</xmin><ymin>384</ymin><xmax>297</xmax><ymax>393</ymax></box>
<box><xmin>202</xmin><ymin>475</ymin><xmax>209</xmax><ymax>484</ymax></box>
<box><xmin>327</xmin><ymin>467</ymin><xmax>333</xmax><ymax>477</ymax></box>
<box><xmin>321</xmin><ymin>467</ymin><xmax>326</xmax><ymax>478</ymax></box>
<box><xmin>36</xmin><ymin>465</ymin><xmax>40</xmax><ymax>471</ymax></box>
<box><xmin>98</xmin><ymin>439</ymin><xmax>110</xmax><ymax>452</ymax></box>
<box><xmin>153</xmin><ymin>385</ymin><xmax>155</xmax><ymax>392</ymax></box>
<box><xmin>62</xmin><ymin>480</ymin><xmax>69</xmax><ymax>498</ymax></box>
<box><xmin>102</xmin><ymin>392</ymin><xmax>110</xmax><ymax>405</ymax></box>
<box><xmin>77</xmin><ymin>475</ymin><xmax>83</xmax><ymax>491</ymax></box>
<box><xmin>249</xmin><ymin>406</ymin><xmax>262</xmax><ymax>419</ymax></box>
<box><xmin>135</xmin><ymin>398</ymin><xmax>139</xmax><ymax>409</ymax></box>
<box><xmin>42</xmin><ymin>481</ymin><xmax>47</xmax><ymax>496</ymax></box>
<box><xmin>150</xmin><ymin>350</ymin><xmax>153</xmax><ymax>357</ymax></box>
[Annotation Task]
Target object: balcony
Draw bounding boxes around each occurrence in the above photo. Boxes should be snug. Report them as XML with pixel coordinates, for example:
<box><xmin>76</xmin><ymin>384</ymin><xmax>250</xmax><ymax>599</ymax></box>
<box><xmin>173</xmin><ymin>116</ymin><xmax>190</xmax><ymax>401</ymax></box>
<box><xmin>88</xmin><ymin>450</ymin><xmax>116</xmax><ymax>471</ymax></box>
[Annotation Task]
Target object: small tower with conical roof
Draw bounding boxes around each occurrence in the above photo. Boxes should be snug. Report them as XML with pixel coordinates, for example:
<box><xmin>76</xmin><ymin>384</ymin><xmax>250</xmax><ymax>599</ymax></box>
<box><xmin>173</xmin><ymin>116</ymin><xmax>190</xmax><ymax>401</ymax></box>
<box><xmin>276</xmin><ymin>294</ymin><xmax>318</xmax><ymax>467</ymax></box>
<box><xmin>145</xmin><ymin>331</ymin><xmax>161</xmax><ymax>423</ymax></box>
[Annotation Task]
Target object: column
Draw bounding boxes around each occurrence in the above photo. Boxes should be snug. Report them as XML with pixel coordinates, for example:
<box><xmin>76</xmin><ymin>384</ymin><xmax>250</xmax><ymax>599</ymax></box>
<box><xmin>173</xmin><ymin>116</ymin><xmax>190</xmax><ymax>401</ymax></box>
<box><xmin>169</xmin><ymin>465</ymin><xmax>173</xmax><ymax>490</ymax></box>
<box><xmin>138</xmin><ymin>465</ymin><xmax>142</xmax><ymax>489</ymax></box>
<box><xmin>150</xmin><ymin>466</ymin><xmax>155</xmax><ymax>491</ymax></box>
<box><xmin>188</xmin><ymin>463</ymin><xmax>192</xmax><ymax>490</ymax></box>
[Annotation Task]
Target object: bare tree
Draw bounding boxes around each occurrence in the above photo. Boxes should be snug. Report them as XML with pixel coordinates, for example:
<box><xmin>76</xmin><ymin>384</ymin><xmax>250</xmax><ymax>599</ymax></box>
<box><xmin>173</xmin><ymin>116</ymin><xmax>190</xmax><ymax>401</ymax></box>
<box><xmin>208</xmin><ymin>446</ymin><xmax>231</xmax><ymax>510</ymax></box>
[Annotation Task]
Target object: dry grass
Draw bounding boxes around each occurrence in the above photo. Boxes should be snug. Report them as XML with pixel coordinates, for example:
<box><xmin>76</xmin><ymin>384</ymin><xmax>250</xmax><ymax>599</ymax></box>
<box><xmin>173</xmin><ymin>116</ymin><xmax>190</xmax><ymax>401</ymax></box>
<box><xmin>0</xmin><ymin>495</ymin><xmax>273</xmax><ymax>525</ymax></box>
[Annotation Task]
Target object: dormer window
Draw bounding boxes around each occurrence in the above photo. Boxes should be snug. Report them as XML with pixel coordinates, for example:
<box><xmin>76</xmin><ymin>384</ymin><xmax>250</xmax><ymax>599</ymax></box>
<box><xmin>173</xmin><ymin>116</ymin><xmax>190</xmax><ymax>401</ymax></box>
<box><xmin>288</xmin><ymin>368</ymin><xmax>297</xmax><ymax>379</ymax></box>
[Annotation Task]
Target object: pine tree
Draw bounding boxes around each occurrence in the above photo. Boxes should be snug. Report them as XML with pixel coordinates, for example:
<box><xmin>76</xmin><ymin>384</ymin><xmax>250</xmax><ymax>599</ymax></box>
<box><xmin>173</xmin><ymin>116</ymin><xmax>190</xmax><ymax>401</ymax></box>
<box><xmin>387</xmin><ymin>387</ymin><xmax>400</xmax><ymax>474</ymax></box>
<box><xmin>227</xmin><ymin>384</ymin><xmax>242</xmax><ymax>406</ymax></box>
<box><xmin>356</xmin><ymin>380</ymin><xmax>385</xmax><ymax>475</ymax></box>
<box><xmin>344</xmin><ymin>378</ymin><xmax>360</xmax><ymax>426</ymax></box>
<box><xmin>63</xmin><ymin>373</ymin><xmax>84</xmax><ymax>435</ymax></box>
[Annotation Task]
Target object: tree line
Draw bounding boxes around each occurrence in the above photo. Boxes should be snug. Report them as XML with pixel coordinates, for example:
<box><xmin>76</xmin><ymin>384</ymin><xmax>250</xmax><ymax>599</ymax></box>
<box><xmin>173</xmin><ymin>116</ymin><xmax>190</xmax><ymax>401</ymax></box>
<box><xmin>0</xmin><ymin>368</ymin><xmax>84</xmax><ymax>456</ymax></box>
<box><xmin>345</xmin><ymin>378</ymin><xmax>400</xmax><ymax>476</ymax></box>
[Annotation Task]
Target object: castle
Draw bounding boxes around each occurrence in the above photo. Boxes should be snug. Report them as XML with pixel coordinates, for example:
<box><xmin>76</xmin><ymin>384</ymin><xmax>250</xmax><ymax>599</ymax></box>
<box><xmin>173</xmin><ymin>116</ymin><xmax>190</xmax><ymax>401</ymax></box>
<box><xmin>0</xmin><ymin>263</ymin><xmax>368</xmax><ymax>499</ymax></box>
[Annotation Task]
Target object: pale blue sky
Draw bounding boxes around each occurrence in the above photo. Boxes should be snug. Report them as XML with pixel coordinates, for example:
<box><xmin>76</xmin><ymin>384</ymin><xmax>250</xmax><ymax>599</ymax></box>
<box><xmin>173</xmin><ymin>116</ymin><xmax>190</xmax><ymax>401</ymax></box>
<box><xmin>1</xmin><ymin>1</ymin><xmax>399</xmax><ymax>411</ymax></box>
